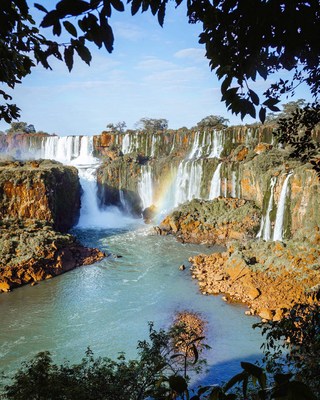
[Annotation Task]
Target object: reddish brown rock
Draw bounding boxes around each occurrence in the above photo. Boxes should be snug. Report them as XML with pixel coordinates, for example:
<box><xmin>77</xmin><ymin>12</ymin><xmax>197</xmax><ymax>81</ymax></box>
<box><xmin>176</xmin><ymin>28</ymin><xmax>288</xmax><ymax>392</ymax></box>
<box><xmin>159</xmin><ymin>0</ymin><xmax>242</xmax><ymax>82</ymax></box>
<box><xmin>0</xmin><ymin>220</ymin><xmax>105</xmax><ymax>293</ymax></box>
<box><xmin>189</xmin><ymin>240</ymin><xmax>320</xmax><ymax>321</ymax></box>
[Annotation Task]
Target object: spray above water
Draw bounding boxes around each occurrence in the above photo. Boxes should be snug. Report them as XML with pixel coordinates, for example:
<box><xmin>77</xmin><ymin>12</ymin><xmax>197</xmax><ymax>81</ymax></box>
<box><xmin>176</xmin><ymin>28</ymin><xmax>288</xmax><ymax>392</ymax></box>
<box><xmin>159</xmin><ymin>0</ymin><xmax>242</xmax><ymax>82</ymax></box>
<box><xmin>39</xmin><ymin>135</ymin><xmax>137</xmax><ymax>229</ymax></box>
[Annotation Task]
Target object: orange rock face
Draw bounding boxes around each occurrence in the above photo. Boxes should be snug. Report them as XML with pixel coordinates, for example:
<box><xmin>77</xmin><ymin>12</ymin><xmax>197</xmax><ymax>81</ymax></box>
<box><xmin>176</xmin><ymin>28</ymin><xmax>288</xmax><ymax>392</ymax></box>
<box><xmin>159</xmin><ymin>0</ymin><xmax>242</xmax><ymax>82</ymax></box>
<box><xmin>189</xmin><ymin>241</ymin><xmax>320</xmax><ymax>321</ymax></box>
<box><xmin>0</xmin><ymin>160</ymin><xmax>80</xmax><ymax>231</ymax></box>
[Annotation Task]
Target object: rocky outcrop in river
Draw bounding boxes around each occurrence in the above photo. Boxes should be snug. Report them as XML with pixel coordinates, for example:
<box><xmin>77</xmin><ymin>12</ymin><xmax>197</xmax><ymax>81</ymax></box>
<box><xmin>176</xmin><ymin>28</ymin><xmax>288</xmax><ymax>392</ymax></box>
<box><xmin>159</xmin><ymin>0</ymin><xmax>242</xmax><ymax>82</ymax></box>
<box><xmin>0</xmin><ymin>160</ymin><xmax>105</xmax><ymax>293</ymax></box>
<box><xmin>0</xmin><ymin>220</ymin><xmax>105</xmax><ymax>292</ymax></box>
<box><xmin>155</xmin><ymin>198</ymin><xmax>261</xmax><ymax>245</ymax></box>
<box><xmin>0</xmin><ymin>160</ymin><xmax>80</xmax><ymax>232</ymax></box>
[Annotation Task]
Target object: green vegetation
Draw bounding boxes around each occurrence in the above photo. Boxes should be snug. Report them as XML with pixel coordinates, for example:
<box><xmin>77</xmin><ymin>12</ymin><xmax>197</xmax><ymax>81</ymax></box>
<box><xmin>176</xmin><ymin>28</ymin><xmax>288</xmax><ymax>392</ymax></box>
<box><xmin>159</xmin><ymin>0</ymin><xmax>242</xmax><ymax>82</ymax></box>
<box><xmin>1</xmin><ymin>304</ymin><xmax>319</xmax><ymax>399</ymax></box>
<box><xmin>196</xmin><ymin>115</ymin><xmax>229</xmax><ymax>130</ymax></box>
<box><xmin>135</xmin><ymin>118</ymin><xmax>169</xmax><ymax>133</ymax></box>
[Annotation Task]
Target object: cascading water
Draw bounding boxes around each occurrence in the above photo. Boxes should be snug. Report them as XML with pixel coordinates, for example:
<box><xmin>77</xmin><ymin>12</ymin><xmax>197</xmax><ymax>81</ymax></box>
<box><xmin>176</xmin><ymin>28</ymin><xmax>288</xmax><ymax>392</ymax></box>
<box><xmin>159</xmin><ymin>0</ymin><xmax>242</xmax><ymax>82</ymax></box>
<box><xmin>231</xmin><ymin>171</ymin><xmax>237</xmax><ymax>198</ymax></box>
<box><xmin>208</xmin><ymin>130</ymin><xmax>223</xmax><ymax>158</ymax></box>
<box><xmin>273</xmin><ymin>172</ymin><xmax>293</xmax><ymax>241</ymax></box>
<box><xmin>257</xmin><ymin>176</ymin><xmax>277</xmax><ymax>240</ymax></box>
<box><xmin>174</xmin><ymin>160</ymin><xmax>203</xmax><ymax>206</ymax></box>
<box><xmin>39</xmin><ymin>135</ymin><xmax>134</xmax><ymax>228</ymax></box>
<box><xmin>138</xmin><ymin>165</ymin><xmax>153</xmax><ymax>209</ymax></box>
<box><xmin>208</xmin><ymin>163</ymin><xmax>222</xmax><ymax>199</ymax></box>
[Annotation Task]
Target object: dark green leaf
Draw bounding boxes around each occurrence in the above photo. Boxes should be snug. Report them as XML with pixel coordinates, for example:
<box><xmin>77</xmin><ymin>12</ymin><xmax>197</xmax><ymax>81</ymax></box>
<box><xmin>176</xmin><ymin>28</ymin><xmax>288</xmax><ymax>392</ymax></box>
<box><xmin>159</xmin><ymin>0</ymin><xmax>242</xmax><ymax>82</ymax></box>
<box><xmin>274</xmin><ymin>373</ymin><xmax>293</xmax><ymax>385</ymax></box>
<box><xmin>240</xmin><ymin>362</ymin><xmax>264</xmax><ymax>379</ymax></box>
<box><xmin>56</xmin><ymin>0</ymin><xmax>91</xmax><ymax>16</ymax></box>
<box><xmin>259</xmin><ymin>107</ymin><xmax>266</xmax><ymax>123</ymax></box>
<box><xmin>192</xmin><ymin>343</ymin><xmax>199</xmax><ymax>364</ymax></box>
<box><xmin>53</xmin><ymin>21</ymin><xmax>62</xmax><ymax>36</ymax></box>
<box><xmin>157</xmin><ymin>2</ymin><xmax>165</xmax><ymax>27</ymax></box>
<box><xmin>131</xmin><ymin>0</ymin><xmax>142</xmax><ymax>15</ymax></box>
<box><xmin>75</xmin><ymin>44</ymin><xmax>92</xmax><ymax>64</ymax></box>
<box><xmin>40</xmin><ymin>10</ymin><xmax>59</xmax><ymax>27</ymax></box>
<box><xmin>110</xmin><ymin>0</ymin><xmax>125</xmax><ymax>11</ymax></box>
<box><xmin>34</xmin><ymin>3</ymin><xmax>48</xmax><ymax>13</ymax></box>
<box><xmin>249</xmin><ymin>89</ymin><xmax>260</xmax><ymax>106</ymax></box>
<box><xmin>13</xmin><ymin>0</ymin><xmax>28</xmax><ymax>14</ymax></box>
<box><xmin>63</xmin><ymin>21</ymin><xmax>78</xmax><ymax>37</ymax></box>
<box><xmin>64</xmin><ymin>46</ymin><xmax>74</xmax><ymax>71</ymax></box>
<box><xmin>168</xmin><ymin>375</ymin><xmax>188</xmax><ymax>394</ymax></box>
<box><xmin>224</xmin><ymin>371</ymin><xmax>247</xmax><ymax>392</ymax></box>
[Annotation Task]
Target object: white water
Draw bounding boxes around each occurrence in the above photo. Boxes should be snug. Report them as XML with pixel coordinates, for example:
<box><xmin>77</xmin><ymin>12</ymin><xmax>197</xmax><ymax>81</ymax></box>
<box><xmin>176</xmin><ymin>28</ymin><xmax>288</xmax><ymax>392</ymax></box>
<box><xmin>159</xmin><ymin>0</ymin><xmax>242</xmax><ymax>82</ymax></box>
<box><xmin>174</xmin><ymin>160</ymin><xmax>203</xmax><ymax>206</ymax></box>
<box><xmin>273</xmin><ymin>173</ymin><xmax>293</xmax><ymax>241</ymax></box>
<box><xmin>208</xmin><ymin>131</ymin><xmax>224</xmax><ymax>158</ymax></box>
<box><xmin>188</xmin><ymin>130</ymin><xmax>224</xmax><ymax>160</ymax></box>
<box><xmin>39</xmin><ymin>135</ymin><xmax>136</xmax><ymax>229</ymax></box>
<box><xmin>208</xmin><ymin>163</ymin><xmax>222</xmax><ymax>199</ymax></box>
<box><xmin>257</xmin><ymin>177</ymin><xmax>277</xmax><ymax>241</ymax></box>
<box><xmin>138</xmin><ymin>165</ymin><xmax>153</xmax><ymax>209</ymax></box>
<box><xmin>231</xmin><ymin>171</ymin><xmax>237</xmax><ymax>198</ymax></box>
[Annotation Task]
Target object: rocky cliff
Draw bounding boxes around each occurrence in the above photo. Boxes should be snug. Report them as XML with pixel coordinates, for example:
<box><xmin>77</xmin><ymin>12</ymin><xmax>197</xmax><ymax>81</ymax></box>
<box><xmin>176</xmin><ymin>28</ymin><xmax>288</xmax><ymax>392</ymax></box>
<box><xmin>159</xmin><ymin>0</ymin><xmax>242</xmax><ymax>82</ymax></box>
<box><xmin>0</xmin><ymin>160</ymin><xmax>80</xmax><ymax>232</ymax></box>
<box><xmin>0</xmin><ymin>160</ymin><xmax>105</xmax><ymax>293</ymax></box>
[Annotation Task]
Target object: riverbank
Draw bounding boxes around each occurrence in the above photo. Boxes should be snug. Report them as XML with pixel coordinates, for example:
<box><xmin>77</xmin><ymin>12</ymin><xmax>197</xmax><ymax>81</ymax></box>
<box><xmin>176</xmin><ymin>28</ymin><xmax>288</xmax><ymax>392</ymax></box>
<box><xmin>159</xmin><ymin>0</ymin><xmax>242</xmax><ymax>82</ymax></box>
<box><xmin>189</xmin><ymin>240</ymin><xmax>320</xmax><ymax>321</ymax></box>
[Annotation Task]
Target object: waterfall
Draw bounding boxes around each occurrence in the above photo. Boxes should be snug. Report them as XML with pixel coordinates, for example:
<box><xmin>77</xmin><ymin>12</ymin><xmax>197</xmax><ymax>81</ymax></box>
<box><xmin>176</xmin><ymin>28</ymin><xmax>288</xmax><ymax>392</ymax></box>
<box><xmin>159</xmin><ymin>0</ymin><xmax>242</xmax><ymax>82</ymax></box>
<box><xmin>257</xmin><ymin>176</ymin><xmax>277</xmax><ymax>240</ymax></box>
<box><xmin>40</xmin><ymin>135</ymin><xmax>82</xmax><ymax>163</ymax></box>
<box><xmin>208</xmin><ymin>130</ymin><xmax>223</xmax><ymax>158</ymax></box>
<box><xmin>122</xmin><ymin>133</ymin><xmax>132</xmax><ymax>154</ymax></box>
<box><xmin>231</xmin><ymin>171</ymin><xmax>237</xmax><ymax>198</ymax></box>
<box><xmin>188</xmin><ymin>132</ymin><xmax>201</xmax><ymax>159</ymax></box>
<box><xmin>138</xmin><ymin>165</ymin><xmax>153</xmax><ymax>209</ymax></box>
<box><xmin>208</xmin><ymin>163</ymin><xmax>222</xmax><ymax>199</ymax></box>
<box><xmin>174</xmin><ymin>160</ymin><xmax>203</xmax><ymax>206</ymax></box>
<box><xmin>273</xmin><ymin>173</ymin><xmax>293</xmax><ymax>241</ymax></box>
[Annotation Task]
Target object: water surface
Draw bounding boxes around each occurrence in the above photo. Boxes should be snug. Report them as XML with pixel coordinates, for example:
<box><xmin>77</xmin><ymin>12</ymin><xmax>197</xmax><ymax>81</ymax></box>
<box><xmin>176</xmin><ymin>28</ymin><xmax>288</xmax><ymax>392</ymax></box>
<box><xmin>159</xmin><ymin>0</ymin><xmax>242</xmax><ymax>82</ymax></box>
<box><xmin>0</xmin><ymin>224</ymin><xmax>263</xmax><ymax>384</ymax></box>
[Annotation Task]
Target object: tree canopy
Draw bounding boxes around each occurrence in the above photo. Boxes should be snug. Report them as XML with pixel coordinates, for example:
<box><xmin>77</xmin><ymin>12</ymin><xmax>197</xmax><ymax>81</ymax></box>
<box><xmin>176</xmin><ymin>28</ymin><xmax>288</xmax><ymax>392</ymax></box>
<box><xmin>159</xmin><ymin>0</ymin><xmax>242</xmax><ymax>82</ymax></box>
<box><xmin>196</xmin><ymin>115</ymin><xmax>229</xmax><ymax>130</ymax></box>
<box><xmin>136</xmin><ymin>118</ymin><xmax>169</xmax><ymax>133</ymax></box>
<box><xmin>0</xmin><ymin>0</ymin><xmax>319</xmax><ymax>123</ymax></box>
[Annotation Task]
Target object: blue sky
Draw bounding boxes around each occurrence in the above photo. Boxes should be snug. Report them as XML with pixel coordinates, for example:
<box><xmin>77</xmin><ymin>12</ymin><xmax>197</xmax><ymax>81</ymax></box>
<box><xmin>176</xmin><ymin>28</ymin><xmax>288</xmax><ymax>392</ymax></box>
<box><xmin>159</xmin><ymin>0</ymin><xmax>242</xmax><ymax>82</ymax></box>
<box><xmin>0</xmin><ymin>2</ymin><xmax>313</xmax><ymax>136</ymax></box>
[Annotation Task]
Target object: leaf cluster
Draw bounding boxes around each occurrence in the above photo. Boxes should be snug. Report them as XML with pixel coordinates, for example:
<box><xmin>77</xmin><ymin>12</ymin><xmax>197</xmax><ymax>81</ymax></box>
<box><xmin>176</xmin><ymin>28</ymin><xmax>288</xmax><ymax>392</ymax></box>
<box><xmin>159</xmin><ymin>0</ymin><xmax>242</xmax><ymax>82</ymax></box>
<box><xmin>273</xmin><ymin>101</ymin><xmax>320</xmax><ymax>176</ymax></box>
<box><xmin>255</xmin><ymin>303</ymin><xmax>320</xmax><ymax>397</ymax></box>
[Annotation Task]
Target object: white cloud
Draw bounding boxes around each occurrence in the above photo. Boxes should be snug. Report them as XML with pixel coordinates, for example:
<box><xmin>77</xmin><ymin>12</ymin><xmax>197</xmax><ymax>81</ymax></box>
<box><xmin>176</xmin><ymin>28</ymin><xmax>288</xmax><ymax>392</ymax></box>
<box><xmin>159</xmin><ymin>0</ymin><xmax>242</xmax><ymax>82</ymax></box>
<box><xmin>136</xmin><ymin>56</ymin><xmax>177</xmax><ymax>71</ymax></box>
<box><xmin>174</xmin><ymin>48</ymin><xmax>206</xmax><ymax>61</ymax></box>
<box><xmin>113</xmin><ymin>22</ymin><xmax>145</xmax><ymax>41</ymax></box>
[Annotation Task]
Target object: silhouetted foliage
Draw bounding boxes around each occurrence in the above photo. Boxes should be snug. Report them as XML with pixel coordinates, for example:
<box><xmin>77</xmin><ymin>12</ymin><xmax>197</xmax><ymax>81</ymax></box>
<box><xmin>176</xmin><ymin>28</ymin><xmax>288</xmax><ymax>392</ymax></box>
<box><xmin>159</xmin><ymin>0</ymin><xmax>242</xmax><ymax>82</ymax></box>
<box><xmin>255</xmin><ymin>303</ymin><xmax>320</xmax><ymax>398</ymax></box>
<box><xmin>273</xmin><ymin>102</ymin><xmax>320</xmax><ymax>176</ymax></box>
<box><xmin>0</xmin><ymin>1</ymin><xmax>319</xmax><ymax>123</ymax></box>
<box><xmin>1</xmin><ymin>312</ymin><xmax>318</xmax><ymax>400</ymax></box>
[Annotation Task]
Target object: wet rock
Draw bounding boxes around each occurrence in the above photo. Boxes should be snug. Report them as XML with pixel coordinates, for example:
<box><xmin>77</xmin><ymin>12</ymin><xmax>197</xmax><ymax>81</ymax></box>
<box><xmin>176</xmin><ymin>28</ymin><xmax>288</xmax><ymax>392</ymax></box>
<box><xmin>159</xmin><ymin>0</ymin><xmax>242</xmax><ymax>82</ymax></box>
<box><xmin>142</xmin><ymin>205</ymin><xmax>158</xmax><ymax>224</ymax></box>
<box><xmin>179</xmin><ymin>264</ymin><xmax>186</xmax><ymax>271</ymax></box>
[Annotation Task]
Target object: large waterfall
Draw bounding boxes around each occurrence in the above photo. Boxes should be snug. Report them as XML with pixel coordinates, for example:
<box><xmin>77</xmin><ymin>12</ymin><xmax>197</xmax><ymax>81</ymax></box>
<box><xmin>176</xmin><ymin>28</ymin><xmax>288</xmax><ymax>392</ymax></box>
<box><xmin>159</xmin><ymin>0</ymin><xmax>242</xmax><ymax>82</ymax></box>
<box><xmin>38</xmin><ymin>135</ymin><xmax>135</xmax><ymax>228</ymax></box>
<box><xmin>13</xmin><ymin>127</ymin><xmax>296</xmax><ymax>241</ymax></box>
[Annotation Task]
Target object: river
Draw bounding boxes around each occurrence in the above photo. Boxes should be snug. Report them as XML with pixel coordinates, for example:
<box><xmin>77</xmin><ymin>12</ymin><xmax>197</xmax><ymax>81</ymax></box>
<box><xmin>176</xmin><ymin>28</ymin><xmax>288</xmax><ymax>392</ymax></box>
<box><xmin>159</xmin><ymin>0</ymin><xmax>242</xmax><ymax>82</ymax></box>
<box><xmin>0</xmin><ymin>217</ymin><xmax>263</xmax><ymax>385</ymax></box>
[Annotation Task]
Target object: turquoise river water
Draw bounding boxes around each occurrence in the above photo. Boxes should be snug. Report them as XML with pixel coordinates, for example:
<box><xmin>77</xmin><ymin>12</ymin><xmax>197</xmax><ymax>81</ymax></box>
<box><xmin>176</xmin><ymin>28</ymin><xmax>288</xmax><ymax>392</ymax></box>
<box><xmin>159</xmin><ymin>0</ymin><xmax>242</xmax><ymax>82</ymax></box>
<box><xmin>0</xmin><ymin>219</ymin><xmax>264</xmax><ymax>386</ymax></box>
